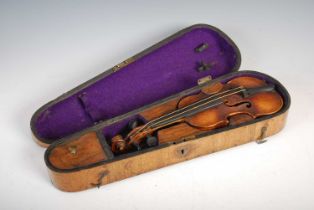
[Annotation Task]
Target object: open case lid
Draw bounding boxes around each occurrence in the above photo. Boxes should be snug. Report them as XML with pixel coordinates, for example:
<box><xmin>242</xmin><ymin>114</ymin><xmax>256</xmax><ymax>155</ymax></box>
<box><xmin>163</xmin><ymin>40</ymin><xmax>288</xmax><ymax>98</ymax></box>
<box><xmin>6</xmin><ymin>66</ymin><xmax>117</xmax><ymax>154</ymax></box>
<box><xmin>31</xmin><ymin>24</ymin><xmax>241</xmax><ymax>146</ymax></box>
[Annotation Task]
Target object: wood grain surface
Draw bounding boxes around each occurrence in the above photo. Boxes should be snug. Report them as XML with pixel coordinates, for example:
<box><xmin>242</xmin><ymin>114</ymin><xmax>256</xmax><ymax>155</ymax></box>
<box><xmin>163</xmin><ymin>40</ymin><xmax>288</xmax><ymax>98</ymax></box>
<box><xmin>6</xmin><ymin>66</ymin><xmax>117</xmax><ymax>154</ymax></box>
<box><xmin>47</xmin><ymin>111</ymin><xmax>288</xmax><ymax>192</ymax></box>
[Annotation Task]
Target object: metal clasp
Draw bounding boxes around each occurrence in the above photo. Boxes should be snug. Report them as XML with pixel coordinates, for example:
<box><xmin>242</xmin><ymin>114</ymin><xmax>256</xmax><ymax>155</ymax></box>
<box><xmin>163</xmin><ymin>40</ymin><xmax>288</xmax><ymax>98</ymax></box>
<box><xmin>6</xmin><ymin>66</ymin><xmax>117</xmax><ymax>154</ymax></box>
<box><xmin>198</xmin><ymin>75</ymin><xmax>212</xmax><ymax>85</ymax></box>
<box><xmin>256</xmin><ymin>126</ymin><xmax>268</xmax><ymax>144</ymax></box>
<box><xmin>112</xmin><ymin>57</ymin><xmax>134</xmax><ymax>72</ymax></box>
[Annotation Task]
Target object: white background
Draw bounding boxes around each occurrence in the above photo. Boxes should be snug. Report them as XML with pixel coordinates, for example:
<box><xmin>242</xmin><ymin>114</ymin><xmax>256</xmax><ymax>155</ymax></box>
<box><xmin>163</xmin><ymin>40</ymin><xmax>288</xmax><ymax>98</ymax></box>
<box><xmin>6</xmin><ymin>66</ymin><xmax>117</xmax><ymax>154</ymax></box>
<box><xmin>1</xmin><ymin>0</ymin><xmax>314</xmax><ymax>209</ymax></box>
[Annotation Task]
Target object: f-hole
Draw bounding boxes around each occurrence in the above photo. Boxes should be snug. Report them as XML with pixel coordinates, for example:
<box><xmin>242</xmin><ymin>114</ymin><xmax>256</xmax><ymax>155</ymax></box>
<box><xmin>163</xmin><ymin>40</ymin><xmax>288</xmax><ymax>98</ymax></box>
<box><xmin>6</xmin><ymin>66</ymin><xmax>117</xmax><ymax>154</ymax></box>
<box><xmin>224</xmin><ymin>101</ymin><xmax>252</xmax><ymax>108</ymax></box>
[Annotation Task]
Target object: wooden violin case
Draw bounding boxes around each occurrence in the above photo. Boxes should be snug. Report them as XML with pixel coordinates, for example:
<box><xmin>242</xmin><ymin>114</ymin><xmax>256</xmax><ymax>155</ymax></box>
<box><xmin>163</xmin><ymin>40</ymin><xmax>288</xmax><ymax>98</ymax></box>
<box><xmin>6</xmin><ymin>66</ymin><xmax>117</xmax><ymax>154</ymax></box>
<box><xmin>30</xmin><ymin>24</ymin><xmax>291</xmax><ymax>192</ymax></box>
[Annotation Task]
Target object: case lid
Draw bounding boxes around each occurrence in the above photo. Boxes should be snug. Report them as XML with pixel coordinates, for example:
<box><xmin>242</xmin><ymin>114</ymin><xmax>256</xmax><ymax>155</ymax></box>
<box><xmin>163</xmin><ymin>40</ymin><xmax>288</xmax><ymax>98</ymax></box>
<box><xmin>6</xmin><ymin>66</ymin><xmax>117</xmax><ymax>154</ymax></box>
<box><xmin>31</xmin><ymin>24</ymin><xmax>241</xmax><ymax>145</ymax></box>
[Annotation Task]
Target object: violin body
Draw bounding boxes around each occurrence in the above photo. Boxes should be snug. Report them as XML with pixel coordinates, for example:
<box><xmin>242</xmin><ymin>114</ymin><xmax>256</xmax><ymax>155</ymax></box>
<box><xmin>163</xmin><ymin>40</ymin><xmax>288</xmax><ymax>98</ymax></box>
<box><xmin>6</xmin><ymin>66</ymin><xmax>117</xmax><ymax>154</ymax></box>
<box><xmin>111</xmin><ymin>76</ymin><xmax>284</xmax><ymax>154</ymax></box>
<box><xmin>177</xmin><ymin>77</ymin><xmax>283</xmax><ymax>129</ymax></box>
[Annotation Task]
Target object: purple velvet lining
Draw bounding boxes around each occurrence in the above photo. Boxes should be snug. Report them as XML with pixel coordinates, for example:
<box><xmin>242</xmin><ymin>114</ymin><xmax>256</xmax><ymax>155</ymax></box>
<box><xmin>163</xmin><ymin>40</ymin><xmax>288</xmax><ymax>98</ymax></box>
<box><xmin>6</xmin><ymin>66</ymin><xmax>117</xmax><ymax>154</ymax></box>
<box><xmin>35</xmin><ymin>96</ymin><xmax>94</xmax><ymax>140</ymax></box>
<box><xmin>34</xmin><ymin>27</ymin><xmax>239</xmax><ymax>141</ymax></box>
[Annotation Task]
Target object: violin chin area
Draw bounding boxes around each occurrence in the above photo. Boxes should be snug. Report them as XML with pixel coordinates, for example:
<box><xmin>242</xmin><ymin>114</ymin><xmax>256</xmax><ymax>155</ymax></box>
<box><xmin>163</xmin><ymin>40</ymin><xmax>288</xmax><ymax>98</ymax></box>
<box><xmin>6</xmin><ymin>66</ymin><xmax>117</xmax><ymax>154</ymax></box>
<box><xmin>228</xmin><ymin>114</ymin><xmax>254</xmax><ymax>126</ymax></box>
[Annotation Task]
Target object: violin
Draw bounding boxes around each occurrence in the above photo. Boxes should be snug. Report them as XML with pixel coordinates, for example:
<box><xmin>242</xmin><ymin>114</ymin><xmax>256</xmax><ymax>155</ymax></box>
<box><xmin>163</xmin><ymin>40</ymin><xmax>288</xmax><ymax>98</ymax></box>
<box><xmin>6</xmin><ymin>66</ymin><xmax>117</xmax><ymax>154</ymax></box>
<box><xmin>111</xmin><ymin>76</ymin><xmax>283</xmax><ymax>154</ymax></box>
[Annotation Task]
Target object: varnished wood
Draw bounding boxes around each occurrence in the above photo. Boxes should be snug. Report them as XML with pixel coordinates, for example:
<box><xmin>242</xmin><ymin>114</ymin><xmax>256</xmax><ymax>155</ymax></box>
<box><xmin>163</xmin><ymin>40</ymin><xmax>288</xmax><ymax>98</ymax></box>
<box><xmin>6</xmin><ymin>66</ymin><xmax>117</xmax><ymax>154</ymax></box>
<box><xmin>140</xmin><ymin>98</ymin><xmax>179</xmax><ymax>121</ymax></box>
<box><xmin>112</xmin><ymin>76</ymin><xmax>283</xmax><ymax>153</ymax></box>
<box><xmin>158</xmin><ymin>123</ymin><xmax>201</xmax><ymax>144</ymax></box>
<box><xmin>228</xmin><ymin>113</ymin><xmax>253</xmax><ymax>125</ymax></box>
<box><xmin>47</xmin><ymin>111</ymin><xmax>288</xmax><ymax>192</ymax></box>
<box><xmin>48</xmin><ymin>132</ymin><xmax>107</xmax><ymax>170</ymax></box>
<box><xmin>157</xmin><ymin>113</ymin><xmax>254</xmax><ymax>143</ymax></box>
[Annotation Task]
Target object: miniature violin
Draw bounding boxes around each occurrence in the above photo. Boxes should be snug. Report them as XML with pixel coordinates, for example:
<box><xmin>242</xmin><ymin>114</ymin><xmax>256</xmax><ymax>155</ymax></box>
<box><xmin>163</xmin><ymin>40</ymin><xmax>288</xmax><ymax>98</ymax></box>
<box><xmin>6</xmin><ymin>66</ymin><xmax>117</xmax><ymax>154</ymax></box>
<box><xmin>111</xmin><ymin>76</ymin><xmax>283</xmax><ymax>154</ymax></box>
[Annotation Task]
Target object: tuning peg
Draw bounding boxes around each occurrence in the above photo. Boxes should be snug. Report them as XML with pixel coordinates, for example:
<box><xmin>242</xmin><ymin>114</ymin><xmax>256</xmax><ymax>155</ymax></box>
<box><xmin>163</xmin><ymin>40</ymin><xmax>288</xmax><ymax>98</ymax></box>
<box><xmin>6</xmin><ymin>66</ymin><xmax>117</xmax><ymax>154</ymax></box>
<box><xmin>145</xmin><ymin>134</ymin><xmax>158</xmax><ymax>147</ymax></box>
<box><xmin>132</xmin><ymin>141</ymin><xmax>141</xmax><ymax>151</ymax></box>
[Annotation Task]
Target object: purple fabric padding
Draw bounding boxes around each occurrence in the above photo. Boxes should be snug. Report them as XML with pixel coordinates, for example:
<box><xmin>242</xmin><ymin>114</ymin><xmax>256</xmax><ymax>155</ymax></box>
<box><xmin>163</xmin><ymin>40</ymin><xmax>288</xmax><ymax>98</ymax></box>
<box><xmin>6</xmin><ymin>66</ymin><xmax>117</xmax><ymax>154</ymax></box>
<box><xmin>35</xmin><ymin>96</ymin><xmax>93</xmax><ymax>140</ymax></box>
<box><xmin>34</xmin><ymin>27</ymin><xmax>238</xmax><ymax>141</ymax></box>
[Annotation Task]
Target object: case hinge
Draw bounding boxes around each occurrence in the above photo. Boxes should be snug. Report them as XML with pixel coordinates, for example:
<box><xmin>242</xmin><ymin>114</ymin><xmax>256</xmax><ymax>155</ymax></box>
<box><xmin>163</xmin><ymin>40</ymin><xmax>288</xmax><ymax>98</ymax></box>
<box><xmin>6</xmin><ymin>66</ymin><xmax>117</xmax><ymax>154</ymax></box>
<box><xmin>112</xmin><ymin>57</ymin><xmax>135</xmax><ymax>72</ymax></box>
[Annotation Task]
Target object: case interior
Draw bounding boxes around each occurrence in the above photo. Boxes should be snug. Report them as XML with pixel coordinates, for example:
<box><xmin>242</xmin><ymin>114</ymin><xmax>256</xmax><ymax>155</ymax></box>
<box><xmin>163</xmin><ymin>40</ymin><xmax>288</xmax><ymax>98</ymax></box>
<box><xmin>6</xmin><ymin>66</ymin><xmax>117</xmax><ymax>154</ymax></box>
<box><xmin>31</xmin><ymin>25</ymin><xmax>241</xmax><ymax>144</ymax></box>
<box><xmin>45</xmin><ymin>70</ymin><xmax>291</xmax><ymax>172</ymax></box>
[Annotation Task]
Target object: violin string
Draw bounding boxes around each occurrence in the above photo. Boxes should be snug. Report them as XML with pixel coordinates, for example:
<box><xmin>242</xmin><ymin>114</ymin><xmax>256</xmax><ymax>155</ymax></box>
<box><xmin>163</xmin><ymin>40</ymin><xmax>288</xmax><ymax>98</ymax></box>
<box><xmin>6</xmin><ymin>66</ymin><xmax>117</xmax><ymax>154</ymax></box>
<box><xmin>149</xmin><ymin>88</ymin><xmax>246</xmax><ymax>129</ymax></box>
<box><xmin>146</xmin><ymin>86</ymin><xmax>243</xmax><ymax>127</ymax></box>
<box><xmin>126</xmin><ymin>87</ymin><xmax>242</xmax><ymax>139</ymax></box>
<box><xmin>127</xmin><ymin>87</ymin><xmax>246</xmax><ymax>141</ymax></box>
<box><xmin>149</xmin><ymin>87</ymin><xmax>243</xmax><ymax>125</ymax></box>
<box><xmin>126</xmin><ymin>86</ymin><xmax>246</xmax><ymax>141</ymax></box>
